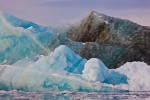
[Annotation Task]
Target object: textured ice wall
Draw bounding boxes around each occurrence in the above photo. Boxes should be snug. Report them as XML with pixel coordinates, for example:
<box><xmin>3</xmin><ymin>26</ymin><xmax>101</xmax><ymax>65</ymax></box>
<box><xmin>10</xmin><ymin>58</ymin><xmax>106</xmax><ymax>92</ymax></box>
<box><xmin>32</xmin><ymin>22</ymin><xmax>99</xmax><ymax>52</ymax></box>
<box><xmin>0</xmin><ymin>13</ymin><xmax>50</xmax><ymax>63</ymax></box>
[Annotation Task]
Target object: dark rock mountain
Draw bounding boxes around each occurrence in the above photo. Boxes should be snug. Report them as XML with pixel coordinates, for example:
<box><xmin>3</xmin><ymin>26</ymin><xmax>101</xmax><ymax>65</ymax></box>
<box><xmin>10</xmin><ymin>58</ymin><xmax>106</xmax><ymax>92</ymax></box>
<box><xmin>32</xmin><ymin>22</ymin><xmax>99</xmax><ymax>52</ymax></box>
<box><xmin>65</xmin><ymin>11</ymin><xmax>150</xmax><ymax>68</ymax></box>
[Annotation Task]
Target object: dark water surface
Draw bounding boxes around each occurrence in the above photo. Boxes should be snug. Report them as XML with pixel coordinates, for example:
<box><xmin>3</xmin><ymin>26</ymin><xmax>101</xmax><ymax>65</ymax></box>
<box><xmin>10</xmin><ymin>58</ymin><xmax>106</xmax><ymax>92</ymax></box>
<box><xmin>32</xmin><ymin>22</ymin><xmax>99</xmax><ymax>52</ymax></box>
<box><xmin>0</xmin><ymin>90</ymin><xmax>150</xmax><ymax>100</ymax></box>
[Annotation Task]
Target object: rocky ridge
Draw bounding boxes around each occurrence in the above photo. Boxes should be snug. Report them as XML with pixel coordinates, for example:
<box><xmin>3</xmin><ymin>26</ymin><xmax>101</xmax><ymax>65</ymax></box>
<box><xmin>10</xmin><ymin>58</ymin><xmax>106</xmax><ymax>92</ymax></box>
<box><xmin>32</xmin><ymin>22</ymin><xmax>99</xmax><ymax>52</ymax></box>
<box><xmin>65</xmin><ymin>11</ymin><xmax>150</xmax><ymax>68</ymax></box>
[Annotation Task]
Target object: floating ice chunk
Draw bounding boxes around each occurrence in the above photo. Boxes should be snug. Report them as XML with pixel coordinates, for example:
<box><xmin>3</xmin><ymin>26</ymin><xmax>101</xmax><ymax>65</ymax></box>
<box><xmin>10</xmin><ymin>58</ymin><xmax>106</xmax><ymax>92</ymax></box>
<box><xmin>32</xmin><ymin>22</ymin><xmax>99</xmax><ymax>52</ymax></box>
<box><xmin>116</xmin><ymin>62</ymin><xmax>150</xmax><ymax>91</ymax></box>
<box><xmin>82</xmin><ymin>58</ymin><xmax>109</xmax><ymax>82</ymax></box>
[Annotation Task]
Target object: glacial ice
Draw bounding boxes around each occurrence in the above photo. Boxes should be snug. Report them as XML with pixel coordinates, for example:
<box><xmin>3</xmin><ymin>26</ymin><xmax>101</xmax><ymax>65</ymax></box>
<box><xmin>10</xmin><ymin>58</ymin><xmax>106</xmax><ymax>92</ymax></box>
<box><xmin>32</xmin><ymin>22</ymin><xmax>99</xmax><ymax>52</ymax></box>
<box><xmin>0</xmin><ymin>13</ymin><xmax>149</xmax><ymax>92</ymax></box>
<box><xmin>1</xmin><ymin>12</ymin><xmax>75</xmax><ymax>63</ymax></box>
<box><xmin>0</xmin><ymin>12</ymin><xmax>51</xmax><ymax>63</ymax></box>
<box><xmin>82</xmin><ymin>58</ymin><xmax>109</xmax><ymax>82</ymax></box>
<box><xmin>0</xmin><ymin>12</ymin><xmax>85</xmax><ymax>64</ymax></box>
<box><xmin>0</xmin><ymin>45</ymin><xmax>150</xmax><ymax>92</ymax></box>
<box><xmin>27</xmin><ymin>45</ymin><xmax>86</xmax><ymax>74</ymax></box>
<box><xmin>12</xmin><ymin>56</ymin><xmax>40</xmax><ymax>68</ymax></box>
<box><xmin>116</xmin><ymin>62</ymin><xmax>150</xmax><ymax>91</ymax></box>
<box><xmin>0</xmin><ymin>45</ymin><xmax>102</xmax><ymax>92</ymax></box>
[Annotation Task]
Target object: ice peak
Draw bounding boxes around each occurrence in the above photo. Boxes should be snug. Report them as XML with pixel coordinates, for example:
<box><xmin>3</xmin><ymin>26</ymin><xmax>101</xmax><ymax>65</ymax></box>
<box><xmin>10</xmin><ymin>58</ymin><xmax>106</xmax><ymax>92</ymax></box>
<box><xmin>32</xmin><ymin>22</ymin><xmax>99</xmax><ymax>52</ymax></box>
<box><xmin>52</xmin><ymin>45</ymin><xmax>86</xmax><ymax>74</ymax></box>
<box><xmin>90</xmin><ymin>11</ymin><xmax>98</xmax><ymax>15</ymax></box>
<box><xmin>54</xmin><ymin>45</ymin><xmax>74</xmax><ymax>55</ymax></box>
<box><xmin>0</xmin><ymin>12</ymin><xmax>15</xmax><ymax>22</ymax></box>
<box><xmin>53</xmin><ymin>45</ymin><xmax>83</xmax><ymax>61</ymax></box>
<box><xmin>82</xmin><ymin>58</ymin><xmax>108</xmax><ymax>82</ymax></box>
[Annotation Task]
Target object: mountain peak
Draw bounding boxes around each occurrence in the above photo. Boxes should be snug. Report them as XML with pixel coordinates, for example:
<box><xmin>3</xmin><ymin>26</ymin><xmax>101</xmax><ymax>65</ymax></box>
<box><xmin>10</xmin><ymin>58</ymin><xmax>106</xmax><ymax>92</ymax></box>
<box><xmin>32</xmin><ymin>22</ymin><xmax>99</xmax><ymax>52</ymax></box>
<box><xmin>66</xmin><ymin>11</ymin><xmax>150</xmax><ymax>68</ymax></box>
<box><xmin>88</xmin><ymin>11</ymin><xmax>106</xmax><ymax>19</ymax></box>
<box><xmin>90</xmin><ymin>11</ymin><xmax>103</xmax><ymax>16</ymax></box>
<box><xmin>90</xmin><ymin>11</ymin><xmax>99</xmax><ymax>15</ymax></box>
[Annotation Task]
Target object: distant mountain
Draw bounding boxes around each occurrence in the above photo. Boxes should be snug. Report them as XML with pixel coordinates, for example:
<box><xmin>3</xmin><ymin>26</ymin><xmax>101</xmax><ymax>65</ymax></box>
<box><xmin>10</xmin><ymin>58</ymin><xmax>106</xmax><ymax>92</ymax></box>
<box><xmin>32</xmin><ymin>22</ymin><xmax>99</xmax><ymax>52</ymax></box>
<box><xmin>66</xmin><ymin>11</ymin><xmax>150</xmax><ymax>68</ymax></box>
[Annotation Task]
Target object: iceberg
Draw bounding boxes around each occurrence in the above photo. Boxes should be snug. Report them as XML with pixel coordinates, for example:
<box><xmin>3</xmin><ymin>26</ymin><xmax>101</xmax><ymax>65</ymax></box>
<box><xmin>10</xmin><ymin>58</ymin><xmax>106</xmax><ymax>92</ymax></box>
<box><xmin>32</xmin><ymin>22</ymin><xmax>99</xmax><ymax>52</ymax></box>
<box><xmin>82</xmin><ymin>58</ymin><xmax>109</xmax><ymax>82</ymax></box>
<box><xmin>0</xmin><ymin>45</ymin><xmax>102</xmax><ymax>92</ymax></box>
<box><xmin>12</xmin><ymin>56</ymin><xmax>40</xmax><ymax>68</ymax></box>
<box><xmin>26</xmin><ymin>45</ymin><xmax>86</xmax><ymax>74</ymax></box>
<box><xmin>0</xmin><ymin>12</ymin><xmax>51</xmax><ymax>63</ymax></box>
<box><xmin>116</xmin><ymin>62</ymin><xmax>150</xmax><ymax>91</ymax></box>
<box><xmin>0</xmin><ymin>44</ymin><xmax>150</xmax><ymax>92</ymax></box>
<box><xmin>82</xmin><ymin>60</ymin><xmax>150</xmax><ymax>91</ymax></box>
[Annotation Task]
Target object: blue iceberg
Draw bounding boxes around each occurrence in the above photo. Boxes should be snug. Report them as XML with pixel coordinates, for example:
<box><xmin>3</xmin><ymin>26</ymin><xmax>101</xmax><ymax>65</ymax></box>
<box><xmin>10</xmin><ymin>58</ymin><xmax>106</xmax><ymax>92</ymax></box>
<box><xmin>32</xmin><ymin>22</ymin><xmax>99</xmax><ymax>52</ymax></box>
<box><xmin>0</xmin><ymin>45</ymin><xmax>150</xmax><ymax>92</ymax></box>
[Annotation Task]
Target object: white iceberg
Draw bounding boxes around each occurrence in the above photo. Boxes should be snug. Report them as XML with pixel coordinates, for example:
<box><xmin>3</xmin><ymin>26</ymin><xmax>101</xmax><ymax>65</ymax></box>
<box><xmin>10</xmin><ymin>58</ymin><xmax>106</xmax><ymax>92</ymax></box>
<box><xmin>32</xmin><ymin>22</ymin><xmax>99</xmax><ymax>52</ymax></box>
<box><xmin>116</xmin><ymin>62</ymin><xmax>150</xmax><ymax>91</ymax></box>
<box><xmin>82</xmin><ymin>58</ymin><xmax>109</xmax><ymax>82</ymax></box>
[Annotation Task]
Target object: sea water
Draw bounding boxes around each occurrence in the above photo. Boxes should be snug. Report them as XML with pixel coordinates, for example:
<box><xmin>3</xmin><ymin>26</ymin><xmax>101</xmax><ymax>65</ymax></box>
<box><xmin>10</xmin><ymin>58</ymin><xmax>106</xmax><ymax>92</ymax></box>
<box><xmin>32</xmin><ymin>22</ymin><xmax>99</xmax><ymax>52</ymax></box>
<box><xmin>0</xmin><ymin>90</ymin><xmax>150</xmax><ymax>100</ymax></box>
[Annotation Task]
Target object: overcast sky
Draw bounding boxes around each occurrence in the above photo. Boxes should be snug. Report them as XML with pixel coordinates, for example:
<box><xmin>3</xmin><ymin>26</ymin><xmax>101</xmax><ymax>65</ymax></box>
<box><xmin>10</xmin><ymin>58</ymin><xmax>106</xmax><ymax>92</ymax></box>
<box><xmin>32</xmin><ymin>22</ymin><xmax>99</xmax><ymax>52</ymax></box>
<box><xmin>0</xmin><ymin>0</ymin><xmax>150</xmax><ymax>26</ymax></box>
